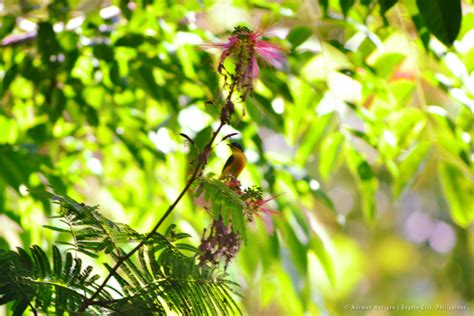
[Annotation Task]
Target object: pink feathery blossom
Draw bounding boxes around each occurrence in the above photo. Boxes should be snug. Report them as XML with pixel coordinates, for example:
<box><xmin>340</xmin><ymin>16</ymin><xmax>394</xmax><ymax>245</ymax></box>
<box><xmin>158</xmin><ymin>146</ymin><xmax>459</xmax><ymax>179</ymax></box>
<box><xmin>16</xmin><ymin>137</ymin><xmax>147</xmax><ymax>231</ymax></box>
<box><xmin>246</xmin><ymin>195</ymin><xmax>280</xmax><ymax>232</ymax></box>
<box><xmin>222</xmin><ymin>178</ymin><xmax>280</xmax><ymax>232</ymax></box>
<box><xmin>204</xmin><ymin>26</ymin><xmax>286</xmax><ymax>98</ymax></box>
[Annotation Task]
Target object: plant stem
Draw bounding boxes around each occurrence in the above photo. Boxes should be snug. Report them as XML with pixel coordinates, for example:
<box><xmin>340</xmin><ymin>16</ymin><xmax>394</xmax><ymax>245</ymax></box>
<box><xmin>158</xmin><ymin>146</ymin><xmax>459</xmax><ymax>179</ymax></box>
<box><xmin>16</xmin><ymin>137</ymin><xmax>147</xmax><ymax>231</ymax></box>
<box><xmin>78</xmin><ymin>157</ymin><xmax>203</xmax><ymax>311</ymax></box>
<box><xmin>79</xmin><ymin>80</ymin><xmax>236</xmax><ymax>311</ymax></box>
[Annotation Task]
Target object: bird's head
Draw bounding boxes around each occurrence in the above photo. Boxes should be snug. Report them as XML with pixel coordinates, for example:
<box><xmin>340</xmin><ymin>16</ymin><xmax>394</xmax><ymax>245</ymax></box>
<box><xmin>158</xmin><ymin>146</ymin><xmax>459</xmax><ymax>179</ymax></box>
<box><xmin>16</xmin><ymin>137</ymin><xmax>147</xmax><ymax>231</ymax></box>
<box><xmin>228</xmin><ymin>142</ymin><xmax>244</xmax><ymax>152</ymax></box>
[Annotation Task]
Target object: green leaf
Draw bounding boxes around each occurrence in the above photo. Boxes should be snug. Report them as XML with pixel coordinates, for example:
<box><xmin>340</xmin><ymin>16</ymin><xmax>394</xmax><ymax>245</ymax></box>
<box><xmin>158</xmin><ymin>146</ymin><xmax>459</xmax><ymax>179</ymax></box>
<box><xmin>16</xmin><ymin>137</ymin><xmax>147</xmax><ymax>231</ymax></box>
<box><xmin>357</xmin><ymin>161</ymin><xmax>374</xmax><ymax>181</ymax></box>
<box><xmin>361</xmin><ymin>0</ymin><xmax>375</xmax><ymax>6</ymax></box>
<box><xmin>319</xmin><ymin>132</ymin><xmax>345</xmax><ymax>181</ymax></box>
<box><xmin>281</xmin><ymin>216</ymin><xmax>308</xmax><ymax>274</ymax></box>
<box><xmin>439</xmin><ymin>163</ymin><xmax>474</xmax><ymax>227</ymax></box>
<box><xmin>0</xmin><ymin>146</ymin><xmax>34</xmax><ymax>193</ymax></box>
<box><xmin>309</xmin><ymin>237</ymin><xmax>335</xmax><ymax>286</ymax></box>
<box><xmin>346</xmin><ymin>145</ymin><xmax>378</xmax><ymax>221</ymax></box>
<box><xmin>379</xmin><ymin>0</ymin><xmax>397</xmax><ymax>15</ymax></box>
<box><xmin>52</xmin><ymin>246</ymin><xmax>62</xmax><ymax>278</ymax></box>
<box><xmin>411</xmin><ymin>14</ymin><xmax>431</xmax><ymax>49</ymax></box>
<box><xmin>390</xmin><ymin>108</ymin><xmax>425</xmax><ymax>150</ymax></box>
<box><xmin>93</xmin><ymin>44</ymin><xmax>115</xmax><ymax>62</ymax></box>
<box><xmin>295</xmin><ymin>113</ymin><xmax>335</xmax><ymax>166</ymax></box>
<box><xmin>1</xmin><ymin>64</ymin><xmax>17</xmax><ymax>98</ymax></box>
<box><xmin>37</xmin><ymin>22</ymin><xmax>60</xmax><ymax>59</ymax></box>
<box><xmin>340</xmin><ymin>0</ymin><xmax>355</xmax><ymax>17</ymax></box>
<box><xmin>0</xmin><ymin>245</ymin><xmax>109</xmax><ymax>314</ymax></box>
<box><xmin>47</xmin><ymin>0</ymin><xmax>69</xmax><ymax>21</ymax></box>
<box><xmin>82</xmin><ymin>104</ymin><xmax>99</xmax><ymax>126</ymax></box>
<box><xmin>373</xmin><ymin>53</ymin><xmax>405</xmax><ymax>78</ymax></box>
<box><xmin>48</xmin><ymin>89</ymin><xmax>67</xmax><ymax>123</ymax></box>
<box><xmin>194</xmin><ymin>126</ymin><xmax>212</xmax><ymax>150</ymax></box>
<box><xmin>114</xmin><ymin>33</ymin><xmax>146</xmax><ymax>47</ymax></box>
<box><xmin>43</xmin><ymin>225</ymin><xmax>71</xmax><ymax>233</ymax></box>
<box><xmin>76</xmin><ymin>248</ymin><xmax>99</xmax><ymax>258</ymax></box>
<box><xmin>0</xmin><ymin>15</ymin><xmax>16</xmax><ymax>40</ymax></box>
<box><xmin>312</xmin><ymin>189</ymin><xmax>337</xmax><ymax>214</ymax></box>
<box><xmin>134</xmin><ymin>65</ymin><xmax>163</xmax><ymax>102</ymax></box>
<box><xmin>287</xmin><ymin>26</ymin><xmax>313</xmax><ymax>49</ymax></box>
<box><xmin>318</xmin><ymin>0</ymin><xmax>329</xmax><ymax>15</ymax></box>
<box><xmin>260</xmin><ymin>70</ymin><xmax>294</xmax><ymax>102</ymax></box>
<box><xmin>247</xmin><ymin>93</ymin><xmax>284</xmax><ymax>132</ymax></box>
<box><xmin>393</xmin><ymin>143</ymin><xmax>432</xmax><ymax>198</ymax></box>
<box><xmin>13</xmin><ymin>298</ymin><xmax>29</xmax><ymax>315</ymax></box>
<box><xmin>416</xmin><ymin>0</ymin><xmax>462</xmax><ymax>46</ymax></box>
<box><xmin>231</xmin><ymin>204</ymin><xmax>246</xmax><ymax>238</ymax></box>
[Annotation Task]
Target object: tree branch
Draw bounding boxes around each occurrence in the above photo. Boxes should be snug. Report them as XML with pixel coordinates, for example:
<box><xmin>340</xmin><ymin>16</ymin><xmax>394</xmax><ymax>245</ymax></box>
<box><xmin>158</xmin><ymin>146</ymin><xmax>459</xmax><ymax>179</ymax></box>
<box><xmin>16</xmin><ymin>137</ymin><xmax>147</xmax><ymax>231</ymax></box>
<box><xmin>78</xmin><ymin>71</ymin><xmax>239</xmax><ymax>312</ymax></box>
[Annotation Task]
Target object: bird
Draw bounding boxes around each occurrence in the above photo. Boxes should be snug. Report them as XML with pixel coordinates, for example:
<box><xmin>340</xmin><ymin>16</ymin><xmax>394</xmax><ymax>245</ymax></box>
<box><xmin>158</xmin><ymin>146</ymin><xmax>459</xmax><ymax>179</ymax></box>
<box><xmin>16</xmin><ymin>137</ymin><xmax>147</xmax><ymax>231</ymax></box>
<box><xmin>220</xmin><ymin>142</ymin><xmax>247</xmax><ymax>179</ymax></box>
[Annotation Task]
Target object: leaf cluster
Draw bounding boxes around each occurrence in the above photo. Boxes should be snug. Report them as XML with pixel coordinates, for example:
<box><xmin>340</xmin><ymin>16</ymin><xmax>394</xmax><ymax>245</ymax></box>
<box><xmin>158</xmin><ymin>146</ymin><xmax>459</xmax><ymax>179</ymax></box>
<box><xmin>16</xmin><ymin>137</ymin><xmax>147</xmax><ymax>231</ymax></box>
<box><xmin>1</xmin><ymin>190</ymin><xmax>241</xmax><ymax>315</ymax></box>
<box><xmin>33</xmin><ymin>189</ymin><xmax>142</xmax><ymax>258</ymax></box>
<box><xmin>0</xmin><ymin>245</ymin><xmax>109</xmax><ymax>315</ymax></box>
<box><xmin>195</xmin><ymin>175</ymin><xmax>247</xmax><ymax>239</ymax></box>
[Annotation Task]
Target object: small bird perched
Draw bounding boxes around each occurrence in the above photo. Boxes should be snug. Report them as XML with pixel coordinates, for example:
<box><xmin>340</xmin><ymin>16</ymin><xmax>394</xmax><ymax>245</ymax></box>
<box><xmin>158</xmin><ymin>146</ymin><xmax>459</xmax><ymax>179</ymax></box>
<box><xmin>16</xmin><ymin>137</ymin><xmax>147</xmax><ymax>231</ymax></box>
<box><xmin>220</xmin><ymin>142</ymin><xmax>247</xmax><ymax>179</ymax></box>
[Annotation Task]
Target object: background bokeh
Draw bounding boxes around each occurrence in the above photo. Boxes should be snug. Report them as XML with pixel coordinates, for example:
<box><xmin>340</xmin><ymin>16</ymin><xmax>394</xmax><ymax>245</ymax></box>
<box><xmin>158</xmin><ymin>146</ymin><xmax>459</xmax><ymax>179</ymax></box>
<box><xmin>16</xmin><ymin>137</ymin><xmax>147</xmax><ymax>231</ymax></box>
<box><xmin>1</xmin><ymin>0</ymin><xmax>473</xmax><ymax>315</ymax></box>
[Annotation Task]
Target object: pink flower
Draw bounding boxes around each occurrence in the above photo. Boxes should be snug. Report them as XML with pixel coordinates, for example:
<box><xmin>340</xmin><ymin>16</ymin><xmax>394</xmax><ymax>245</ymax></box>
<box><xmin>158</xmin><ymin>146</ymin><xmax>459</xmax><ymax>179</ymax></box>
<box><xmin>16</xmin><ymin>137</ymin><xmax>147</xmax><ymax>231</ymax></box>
<box><xmin>204</xmin><ymin>26</ymin><xmax>286</xmax><ymax>98</ymax></box>
<box><xmin>253</xmin><ymin>40</ymin><xmax>286</xmax><ymax>71</ymax></box>
<box><xmin>222</xmin><ymin>177</ymin><xmax>280</xmax><ymax>232</ymax></box>
<box><xmin>245</xmin><ymin>195</ymin><xmax>280</xmax><ymax>233</ymax></box>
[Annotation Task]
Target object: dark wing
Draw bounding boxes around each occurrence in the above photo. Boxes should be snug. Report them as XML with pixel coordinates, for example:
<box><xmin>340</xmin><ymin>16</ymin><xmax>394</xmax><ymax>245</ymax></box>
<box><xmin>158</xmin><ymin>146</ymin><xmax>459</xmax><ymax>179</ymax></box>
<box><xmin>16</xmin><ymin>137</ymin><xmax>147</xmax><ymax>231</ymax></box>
<box><xmin>221</xmin><ymin>154</ymin><xmax>235</xmax><ymax>173</ymax></box>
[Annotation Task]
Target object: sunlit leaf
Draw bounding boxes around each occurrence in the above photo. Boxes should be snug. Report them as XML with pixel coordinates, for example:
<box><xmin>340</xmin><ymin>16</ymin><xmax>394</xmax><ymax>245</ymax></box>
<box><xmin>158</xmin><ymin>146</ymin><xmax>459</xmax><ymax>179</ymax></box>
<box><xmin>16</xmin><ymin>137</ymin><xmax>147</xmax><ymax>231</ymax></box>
<box><xmin>318</xmin><ymin>0</ymin><xmax>329</xmax><ymax>15</ymax></box>
<box><xmin>309</xmin><ymin>237</ymin><xmax>334</xmax><ymax>286</ymax></box>
<box><xmin>287</xmin><ymin>26</ymin><xmax>313</xmax><ymax>49</ymax></box>
<box><xmin>379</xmin><ymin>0</ymin><xmax>397</xmax><ymax>15</ymax></box>
<box><xmin>346</xmin><ymin>145</ymin><xmax>378</xmax><ymax>220</ymax></box>
<box><xmin>319</xmin><ymin>132</ymin><xmax>345</xmax><ymax>182</ymax></box>
<box><xmin>280</xmin><ymin>216</ymin><xmax>308</xmax><ymax>274</ymax></box>
<box><xmin>373</xmin><ymin>53</ymin><xmax>405</xmax><ymax>78</ymax></box>
<box><xmin>295</xmin><ymin>113</ymin><xmax>335</xmax><ymax>166</ymax></box>
<box><xmin>393</xmin><ymin>142</ymin><xmax>432</xmax><ymax>198</ymax></box>
<box><xmin>311</xmin><ymin>189</ymin><xmax>337</xmax><ymax>214</ymax></box>
<box><xmin>439</xmin><ymin>163</ymin><xmax>474</xmax><ymax>227</ymax></box>
<box><xmin>340</xmin><ymin>0</ymin><xmax>355</xmax><ymax>17</ymax></box>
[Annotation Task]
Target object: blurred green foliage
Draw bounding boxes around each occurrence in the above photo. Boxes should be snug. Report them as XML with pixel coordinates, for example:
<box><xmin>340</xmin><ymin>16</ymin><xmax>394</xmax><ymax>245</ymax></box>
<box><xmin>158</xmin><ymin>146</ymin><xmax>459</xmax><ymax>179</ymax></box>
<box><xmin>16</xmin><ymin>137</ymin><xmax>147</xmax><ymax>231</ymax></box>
<box><xmin>1</xmin><ymin>0</ymin><xmax>473</xmax><ymax>315</ymax></box>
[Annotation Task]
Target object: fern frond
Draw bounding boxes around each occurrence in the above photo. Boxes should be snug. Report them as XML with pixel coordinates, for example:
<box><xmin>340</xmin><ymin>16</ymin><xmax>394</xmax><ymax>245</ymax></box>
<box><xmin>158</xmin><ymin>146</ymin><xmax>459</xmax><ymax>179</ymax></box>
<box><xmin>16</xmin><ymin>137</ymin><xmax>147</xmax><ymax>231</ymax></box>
<box><xmin>102</xmin><ymin>224</ymin><xmax>242</xmax><ymax>315</ymax></box>
<box><xmin>25</xmin><ymin>189</ymin><xmax>242</xmax><ymax>314</ymax></box>
<box><xmin>194</xmin><ymin>176</ymin><xmax>247</xmax><ymax>237</ymax></box>
<box><xmin>0</xmin><ymin>245</ymin><xmax>111</xmax><ymax>314</ymax></box>
<box><xmin>32</xmin><ymin>188</ymin><xmax>142</xmax><ymax>258</ymax></box>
